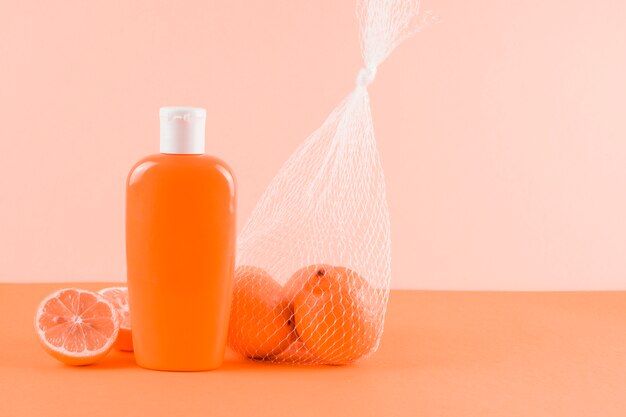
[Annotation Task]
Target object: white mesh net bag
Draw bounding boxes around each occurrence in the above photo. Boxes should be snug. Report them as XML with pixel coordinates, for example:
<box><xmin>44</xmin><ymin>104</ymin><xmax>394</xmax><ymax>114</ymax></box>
<box><xmin>228</xmin><ymin>0</ymin><xmax>434</xmax><ymax>364</ymax></box>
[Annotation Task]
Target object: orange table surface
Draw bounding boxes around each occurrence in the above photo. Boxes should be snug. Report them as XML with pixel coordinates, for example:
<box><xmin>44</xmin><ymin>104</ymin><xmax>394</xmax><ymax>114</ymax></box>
<box><xmin>1</xmin><ymin>283</ymin><xmax>626</xmax><ymax>417</ymax></box>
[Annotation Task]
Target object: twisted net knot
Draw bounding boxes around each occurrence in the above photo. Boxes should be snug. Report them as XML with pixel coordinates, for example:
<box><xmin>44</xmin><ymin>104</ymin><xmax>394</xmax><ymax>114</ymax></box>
<box><xmin>356</xmin><ymin>65</ymin><xmax>377</xmax><ymax>87</ymax></box>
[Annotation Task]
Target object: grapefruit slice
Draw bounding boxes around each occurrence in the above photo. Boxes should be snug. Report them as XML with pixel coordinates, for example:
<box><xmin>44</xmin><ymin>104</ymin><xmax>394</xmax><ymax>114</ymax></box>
<box><xmin>34</xmin><ymin>288</ymin><xmax>119</xmax><ymax>365</ymax></box>
<box><xmin>98</xmin><ymin>287</ymin><xmax>133</xmax><ymax>351</ymax></box>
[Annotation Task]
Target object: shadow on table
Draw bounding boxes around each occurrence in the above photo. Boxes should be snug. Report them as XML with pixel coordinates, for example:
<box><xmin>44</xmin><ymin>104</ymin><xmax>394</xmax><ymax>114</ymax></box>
<box><xmin>75</xmin><ymin>348</ymin><xmax>337</xmax><ymax>372</ymax></box>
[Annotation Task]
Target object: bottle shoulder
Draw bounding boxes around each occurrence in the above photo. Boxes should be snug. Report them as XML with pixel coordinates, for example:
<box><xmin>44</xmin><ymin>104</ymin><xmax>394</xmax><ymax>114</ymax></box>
<box><xmin>127</xmin><ymin>154</ymin><xmax>235</xmax><ymax>189</ymax></box>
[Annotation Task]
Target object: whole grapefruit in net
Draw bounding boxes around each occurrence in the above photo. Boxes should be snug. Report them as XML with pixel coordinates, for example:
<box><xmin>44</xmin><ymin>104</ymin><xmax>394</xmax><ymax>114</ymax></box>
<box><xmin>34</xmin><ymin>288</ymin><xmax>119</xmax><ymax>366</ymax></box>
<box><xmin>228</xmin><ymin>266</ymin><xmax>296</xmax><ymax>359</ymax></box>
<box><xmin>291</xmin><ymin>265</ymin><xmax>380</xmax><ymax>365</ymax></box>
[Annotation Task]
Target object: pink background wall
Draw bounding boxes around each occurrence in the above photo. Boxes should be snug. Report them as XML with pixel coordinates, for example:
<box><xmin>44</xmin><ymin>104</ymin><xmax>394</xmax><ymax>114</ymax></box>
<box><xmin>1</xmin><ymin>0</ymin><xmax>625</xmax><ymax>289</ymax></box>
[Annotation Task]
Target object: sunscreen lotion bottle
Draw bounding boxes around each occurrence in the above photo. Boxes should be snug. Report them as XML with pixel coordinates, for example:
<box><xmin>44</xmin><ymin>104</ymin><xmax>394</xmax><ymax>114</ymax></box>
<box><xmin>126</xmin><ymin>107</ymin><xmax>236</xmax><ymax>371</ymax></box>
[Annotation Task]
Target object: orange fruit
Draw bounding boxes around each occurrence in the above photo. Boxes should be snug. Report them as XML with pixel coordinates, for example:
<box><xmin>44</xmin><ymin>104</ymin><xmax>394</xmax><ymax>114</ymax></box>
<box><xmin>98</xmin><ymin>287</ymin><xmax>133</xmax><ymax>352</ymax></box>
<box><xmin>292</xmin><ymin>265</ymin><xmax>379</xmax><ymax>365</ymax></box>
<box><xmin>228</xmin><ymin>266</ymin><xmax>296</xmax><ymax>359</ymax></box>
<box><xmin>34</xmin><ymin>288</ymin><xmax>119</xmax><ymax>366</ymax></box>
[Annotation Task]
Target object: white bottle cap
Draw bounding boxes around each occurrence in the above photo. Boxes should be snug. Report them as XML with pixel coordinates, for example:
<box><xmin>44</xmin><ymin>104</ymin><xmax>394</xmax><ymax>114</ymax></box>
<box><xmin>159</xmin><ymin>107</ymin><xmax>206</xmax><ymax>154</ymax></box>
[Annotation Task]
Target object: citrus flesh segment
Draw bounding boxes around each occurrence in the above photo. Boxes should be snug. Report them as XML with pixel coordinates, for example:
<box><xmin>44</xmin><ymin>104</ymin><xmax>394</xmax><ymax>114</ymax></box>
<box><xmin>98</xmin><ymin>287</ymin><xmax>133</xmax><ymax>351</ymax></box>
<box><xmin>34</xmin><ymin>288</ymin><xmax>119</xmax><ymax>365</ymax></box>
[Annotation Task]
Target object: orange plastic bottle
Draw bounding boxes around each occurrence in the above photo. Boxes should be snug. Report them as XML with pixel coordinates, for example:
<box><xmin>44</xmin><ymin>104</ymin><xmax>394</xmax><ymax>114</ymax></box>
<box><xmin>126</xmin><ymin>107</ymin><xmax>236</xmax><ymax>371</ymax></box>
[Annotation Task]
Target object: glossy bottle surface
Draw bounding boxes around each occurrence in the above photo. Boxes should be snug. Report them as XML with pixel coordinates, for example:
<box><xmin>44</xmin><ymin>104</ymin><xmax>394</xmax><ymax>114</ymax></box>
<box><xmin>126</xmin><ymin>153</ymin><xmax>236</xmax><ymax>371</ymax></box>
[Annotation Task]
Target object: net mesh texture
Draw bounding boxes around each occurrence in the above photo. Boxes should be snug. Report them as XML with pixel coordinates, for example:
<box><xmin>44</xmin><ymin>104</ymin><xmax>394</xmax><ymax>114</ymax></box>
<box><xmin>229</xmin><ymin>0</ymin><xmax>435</xmax><ymax>364</ymax></box>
